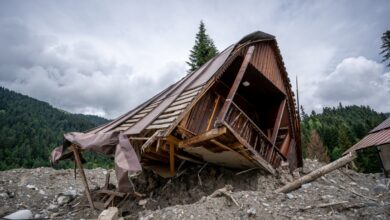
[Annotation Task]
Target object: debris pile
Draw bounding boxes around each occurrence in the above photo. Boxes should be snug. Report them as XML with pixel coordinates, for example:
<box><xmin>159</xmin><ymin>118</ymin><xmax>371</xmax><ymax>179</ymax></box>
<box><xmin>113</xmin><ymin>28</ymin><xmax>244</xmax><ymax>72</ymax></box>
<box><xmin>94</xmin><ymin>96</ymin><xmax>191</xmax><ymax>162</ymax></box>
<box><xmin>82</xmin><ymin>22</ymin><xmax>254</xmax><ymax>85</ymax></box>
<box><xmin>1</xmin><ymin>159</ymin><xmax>389</xmax><ymax>219</ymax></box>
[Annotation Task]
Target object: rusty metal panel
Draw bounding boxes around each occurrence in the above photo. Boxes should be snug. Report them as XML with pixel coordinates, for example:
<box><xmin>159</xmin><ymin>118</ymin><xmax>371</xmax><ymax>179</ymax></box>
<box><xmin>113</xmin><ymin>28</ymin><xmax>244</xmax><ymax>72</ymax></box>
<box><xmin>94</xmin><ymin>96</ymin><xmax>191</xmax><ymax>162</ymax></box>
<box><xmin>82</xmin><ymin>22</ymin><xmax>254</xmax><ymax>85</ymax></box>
<box><xmin>345</xmin><ymin>128</ymin><xmax>390</xmax><ymax>153</ymax></box>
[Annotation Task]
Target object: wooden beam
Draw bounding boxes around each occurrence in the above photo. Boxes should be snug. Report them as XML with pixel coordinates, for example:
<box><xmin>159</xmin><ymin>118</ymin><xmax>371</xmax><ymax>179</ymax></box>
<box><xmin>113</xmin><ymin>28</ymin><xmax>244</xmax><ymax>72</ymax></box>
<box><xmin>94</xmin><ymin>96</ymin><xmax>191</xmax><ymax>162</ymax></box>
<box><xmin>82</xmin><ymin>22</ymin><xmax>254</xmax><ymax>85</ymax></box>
<box><xmin>210</xmin><ymin>139</ymin><xmax>234</xmax><ymax>152</ymax></box>
<box><xmin>206</xmin><ymin>95</ymin><xmax>220</xmax><ymax>131</ymax></box>
<box><xmin>223</xmin><ymin>122</ymin><xmax>276</xmax><ymax>175</ymax></box>
<box><xmin>271</xmin><ymin>99</ymin><xmax>286</xmax><ymax>145</ymax></box>
<box><xmin>70</xmin><ymin>145</ymin><xmax>95</xmax><ymax>209</ymax></box>
<box><xmin>140</xmin><ymin>130</ymin><xmax>162</xmax><ymax>153</ymax></box>
<box><xmin>216</xmin><ymin>46</ymin><xmax>255</xmax><ymax>125</ymax></box>
<box><xmin>179</xmin><ymin>127</ymin><xmax>227</xmax><ymax>148</ymax></box>
<box><xmin>166</xmin><ymin>135</ymin><xmax>181</xmax><ymax>145</ymax></box>
<box><xmin>275</xmin><ymin>151</ymin><xmax>357</xmax><ymax>193</ymax></box>
<box><xmin>280</xmin><ymin>133</ymin><xmax>291</xmax><ymax>156</ymax></box>
<box><xmin>169</xmin><ymin>143</ymin><xmax>175</xmax><ymax>176</ymax></box>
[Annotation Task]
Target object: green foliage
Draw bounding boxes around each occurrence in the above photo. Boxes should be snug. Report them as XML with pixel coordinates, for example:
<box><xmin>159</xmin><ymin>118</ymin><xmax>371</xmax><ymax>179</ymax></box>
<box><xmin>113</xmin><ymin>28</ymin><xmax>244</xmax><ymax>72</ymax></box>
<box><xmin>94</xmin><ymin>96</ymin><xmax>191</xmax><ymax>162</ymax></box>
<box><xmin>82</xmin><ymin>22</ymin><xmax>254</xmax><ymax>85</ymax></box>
<box><xmin>301</xmin><ymin>104</ymin><xmax>387</xmax><ymax>173</ymax></box>
<box><xmin>380</xmin><ymin>30</ymin><xmax>390</xmax><ymax>67</ymax></box>
<box><xmin>187</xmin><ymin>21</ymin><xmax>219</xmax><ymax>72</ymax></box>
<box><xmin>0</xmin><ymin>87</ymin><xmax>111</xmax><ymax>170</ymax></box>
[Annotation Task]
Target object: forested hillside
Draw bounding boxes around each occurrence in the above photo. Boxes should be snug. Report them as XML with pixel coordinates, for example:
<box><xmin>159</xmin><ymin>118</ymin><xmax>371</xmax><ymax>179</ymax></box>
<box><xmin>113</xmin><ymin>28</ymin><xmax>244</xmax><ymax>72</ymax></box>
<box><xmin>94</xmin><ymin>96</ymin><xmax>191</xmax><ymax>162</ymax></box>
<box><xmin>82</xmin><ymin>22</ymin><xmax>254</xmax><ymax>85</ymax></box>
<box><xmin>301</xmin><ymin>104</ymin><xmax>388</xmax><ymax>173</ymax></box>
<box><xmin>0</xmin><ymin>87</ymin><xmax>110</xmax><ymax>170</ymax></box>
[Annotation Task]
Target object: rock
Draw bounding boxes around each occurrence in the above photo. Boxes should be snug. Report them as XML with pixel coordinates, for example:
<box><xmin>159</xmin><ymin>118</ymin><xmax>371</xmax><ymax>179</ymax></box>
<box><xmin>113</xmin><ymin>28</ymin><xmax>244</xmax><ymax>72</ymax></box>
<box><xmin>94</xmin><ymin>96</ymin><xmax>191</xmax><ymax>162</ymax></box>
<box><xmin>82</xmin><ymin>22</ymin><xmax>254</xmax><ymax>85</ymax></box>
<box><xmin>247</xmin><ymin>207</ymin><xmax>256</xmax><ymax>216</ymax></box>
<box><xmin>138</xmin><ymin>199</ymin><xmax>148</xmax><ymax>206</ymax></box>
<box><xmin>39</xmin><ymin>190</ymin><xmax>45</xmax><ymax>195</ymax></box>
<box><xmin>286</xmin><ymin>193</ymin><xmax>294</xmax><ymax>199</ymax></box>
<box><xmin>3</xmin><ymin>209</ymin><xmax>33</xmax><ymax>219</ymax></box>
<box><xmin>98</xmin><ymin>207</ymin><xmax>119</xmax><ymax>220</ymax></box>
<box><xmin>262</xmin><ymin>202</ymin><xmax>270</xmax><ymax>207</ymax></box>
<box><xmin>26</xmin><ymin>184</ymin><xmax>37</xmax><ymax>190</ymax></box>
<box><xmin>373</xmin><ymin>183</ymin><xmax>387</xmax><ymax>194</ymax></box>
<box><xmin>57</xmin><ymin>195</ymin><xmax>71</xmax><ymax>206</ymax></box>
<box><xmin>50</xmin><ymin>213</ymin><xmax>60</xmax><ymax>218</ymax></box>
<box><xmin>47</xmin><ymin>204</ymin><xmax>59</xmax><ymax>211</ymax></box>
<box><xmin>0</xmin><ymin>192</ymin><xmax>8</xmax><ymax>198</ymax></box>
<box><xmin>34</xmin><ymin>214</ymin><xmax>41</xmax><ymax>219</ymax></box>
<box><xmin>301</xmin><ymin>183</ymin><xmax>312</xmax><ymax>189</ymax></box>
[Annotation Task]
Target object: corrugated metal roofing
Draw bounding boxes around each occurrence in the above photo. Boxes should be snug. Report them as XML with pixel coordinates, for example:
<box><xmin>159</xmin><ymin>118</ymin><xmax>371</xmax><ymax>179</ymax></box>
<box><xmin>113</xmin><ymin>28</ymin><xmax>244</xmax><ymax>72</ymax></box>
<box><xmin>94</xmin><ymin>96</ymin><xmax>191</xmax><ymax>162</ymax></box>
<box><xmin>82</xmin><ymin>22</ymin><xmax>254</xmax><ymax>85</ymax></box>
<box><xmin>344</xmin><ymin>117</ymin><xmax>390</xmax><ymax>154</ymax></box>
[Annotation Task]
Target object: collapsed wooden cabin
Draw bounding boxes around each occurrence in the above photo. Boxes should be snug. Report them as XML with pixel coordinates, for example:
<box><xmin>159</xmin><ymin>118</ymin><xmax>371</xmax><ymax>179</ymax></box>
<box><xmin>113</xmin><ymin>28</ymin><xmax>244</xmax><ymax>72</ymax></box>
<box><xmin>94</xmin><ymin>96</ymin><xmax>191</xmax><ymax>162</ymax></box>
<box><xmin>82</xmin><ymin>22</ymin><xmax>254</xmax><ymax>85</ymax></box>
<box><xmin>83</xmin><ymin>31</ymin><xmax>302</xmax><ymax>177</ymax></box>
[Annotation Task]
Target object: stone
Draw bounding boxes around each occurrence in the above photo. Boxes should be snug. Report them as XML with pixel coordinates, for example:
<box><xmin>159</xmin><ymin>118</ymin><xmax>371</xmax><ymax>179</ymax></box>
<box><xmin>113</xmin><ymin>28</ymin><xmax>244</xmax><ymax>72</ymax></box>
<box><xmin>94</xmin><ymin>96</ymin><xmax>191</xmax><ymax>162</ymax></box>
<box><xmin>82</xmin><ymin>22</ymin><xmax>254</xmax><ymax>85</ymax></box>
<box><xmin>0</xmin><ymin>192</ymin><xmax>8</xmax><ymax>198</ymax></box>
<box><xmin>98</xmin><ymin>207</ymin><xmax>119</xmax><ymax>220</ymax></box>
<box><xmin>138</xmin><ymin>199</ymin><xmax>148</xmax><ymax>206</ymax></box>
<box><xmin>57</xmin><ymin>195</ymin><xmax>71</xmax><ymax>206</ymax></box>
<box><xmin>26</xmin><ymin>184</ymin><xmax>37</xmax><ymax>190</ymax></box>
<box><xmin>301</xmin><ymin>183</ymin><xmax>312</xmax><ymax>189</ymax></box>
<box><xmin>286</xmin><ymin>193</ymin><xmax>294</xmax><ymax>199</ymax></box>
<box><xmin>373</xmin><ymin>183</ymin><xmax>387</xmax><ymax>194</ymax></box>
<box><xmin>47</xmin><ymin>204</ymin><xmax>59</xmax><ymax>211</ymax></box>
<box><xmin>3</xmin><ymin>209</ymin><xmax>33</xmax><ymax>219</ymax></box>
<box><xmin>247</xmin><ymin>207</ymin><xmax>256</xmax><ymax>216</ymax></box>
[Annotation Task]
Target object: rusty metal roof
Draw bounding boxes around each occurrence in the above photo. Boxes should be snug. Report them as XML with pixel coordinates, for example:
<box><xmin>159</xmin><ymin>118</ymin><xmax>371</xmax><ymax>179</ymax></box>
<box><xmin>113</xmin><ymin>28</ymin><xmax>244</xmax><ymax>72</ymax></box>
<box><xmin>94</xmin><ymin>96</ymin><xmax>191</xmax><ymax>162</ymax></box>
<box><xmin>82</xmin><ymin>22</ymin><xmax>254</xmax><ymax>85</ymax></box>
<box><xmin>344</xmin><ymin>117</ymin><xmax>390</xmax><ymax>154</ymax></box>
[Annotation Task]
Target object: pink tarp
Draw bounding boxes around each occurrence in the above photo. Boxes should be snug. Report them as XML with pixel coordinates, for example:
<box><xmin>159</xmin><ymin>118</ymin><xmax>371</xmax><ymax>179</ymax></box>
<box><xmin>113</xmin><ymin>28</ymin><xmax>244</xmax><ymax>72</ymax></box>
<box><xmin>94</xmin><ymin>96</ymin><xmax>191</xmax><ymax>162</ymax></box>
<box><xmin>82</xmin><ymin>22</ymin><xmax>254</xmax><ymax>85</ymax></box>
<box><xmin>50</xmin><ymin>131</ymin><xmax>142</xmax><ymax>192</ymax></box>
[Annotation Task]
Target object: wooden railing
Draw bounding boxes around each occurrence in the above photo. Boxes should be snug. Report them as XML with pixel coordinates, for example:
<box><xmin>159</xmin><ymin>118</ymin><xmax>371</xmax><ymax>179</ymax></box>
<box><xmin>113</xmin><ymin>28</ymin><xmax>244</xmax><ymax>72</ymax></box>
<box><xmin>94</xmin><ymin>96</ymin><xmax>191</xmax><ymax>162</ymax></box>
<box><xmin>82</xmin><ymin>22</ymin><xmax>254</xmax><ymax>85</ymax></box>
<box><xmin>224</xmin><ymin>102</ymin><xmax>285</xmax><ymax>167</ymax></box>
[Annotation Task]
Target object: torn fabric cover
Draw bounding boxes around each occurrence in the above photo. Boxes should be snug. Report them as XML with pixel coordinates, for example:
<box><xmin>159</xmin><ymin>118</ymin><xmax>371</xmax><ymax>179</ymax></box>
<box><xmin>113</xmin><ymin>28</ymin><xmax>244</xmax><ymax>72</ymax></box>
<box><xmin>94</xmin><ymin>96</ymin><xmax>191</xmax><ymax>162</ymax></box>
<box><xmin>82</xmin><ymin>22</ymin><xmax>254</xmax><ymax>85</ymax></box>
<box><xmin>50</xmin><ymin>131</ymin><xmax>142</xmax><ymax>192</ymax></box>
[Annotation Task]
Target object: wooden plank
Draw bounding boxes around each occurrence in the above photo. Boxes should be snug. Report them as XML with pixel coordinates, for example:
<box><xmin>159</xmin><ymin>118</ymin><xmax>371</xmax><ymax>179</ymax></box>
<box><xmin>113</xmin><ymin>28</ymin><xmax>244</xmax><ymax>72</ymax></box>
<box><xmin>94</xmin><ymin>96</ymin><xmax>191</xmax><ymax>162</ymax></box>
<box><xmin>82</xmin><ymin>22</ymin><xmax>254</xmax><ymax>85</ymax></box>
<box><xmin>164</xmin><ymin>103</ymin><xmax>188</xmax><ymax>113</ymax></box>
<box><xmin>179</xmin><ymin>127</ymin><xmax>227</xmax><ymax>148</ymax></box>
<box><xmin>141</xmin><ymin>130</ymin><xmax>162</xmax><ymax>152</ymax></box>
<box><xmin>139</xmin><ymin>108</ymin><xmax>153</xmax><ymax>114</ymax></box>
<box><xmin>152</xmin><ymin>116</ymin><xmax>177</xmax><ymax>125</ymax></box>
<box><xmin>210</xmin><ymin>139</ymin><xmax>234</xmax><ymax>152</ymax></box>
<box><xmin>157</xmin><ymin>110</ymin><xmax>182</xmax><ymax>119</ymax></box>
<box><xmin>118</xmin><ymin>123</ymin><xmax>134</xmax><ymax>127</ymax></box>
<box><xmin>166</xmin><ymin>135</ymin><xmax>181</xmax><ymax>145</ymax></box>
<box><xmin>133</xmin><ymin>113</ymin><xmax>147</xmax><ymax>119</ymax></box>
<box><xmin>146</xmin><ymin>123</ymin><xmax>171</xmax><ymax>130</ymax></box>
<box><xmin>169</xmin><ymin>143</ymin><xmax>175</xmax><ymax>176</ymax></box>
<box><xmin>124</xmin><ymin>118</ymin><xmax>139</xmax><ymax>123</ymax></box>
<box><xmin>176</xmin><ymin>91</ymin><xmax>199</xmax><ymax>101</ymax></box>
<box><xmin>271</xmin><ymin>99</ymin><xmax>286</xmax><ymax>145</ymax></box>
<box><xmin>216</xmin><ymin>46</ymin><xmax>255</xmax><ymax>125</ymax></box>
<box><xmin>206</xmin><ymin>95</ymin><xmax>220</xmax><ymax>131</ymax></box>
<box><xmin>180</xmin><ymin>85</ymin><xmax>203</xmax><ymax>97</ymax></box>
<box><xmin>171</xmin><ymin>96</ymin><xmax>194</xmax><ymax>107</ymax></box>
<box><xmin>70</xmin><ymin>145</ymin><xmax>95</xmax><ymax>209</ymax></box>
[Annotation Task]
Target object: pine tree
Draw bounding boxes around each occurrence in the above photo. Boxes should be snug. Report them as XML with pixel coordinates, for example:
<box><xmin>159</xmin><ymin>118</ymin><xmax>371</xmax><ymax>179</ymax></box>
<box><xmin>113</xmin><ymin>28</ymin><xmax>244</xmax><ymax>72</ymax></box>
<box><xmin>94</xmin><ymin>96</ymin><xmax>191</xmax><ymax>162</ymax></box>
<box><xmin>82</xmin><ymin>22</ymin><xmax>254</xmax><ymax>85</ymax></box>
<box><xmin>187</xmin><ymin>21</ymin><xmax>218</xmax><ymax>72</ymax></box>
<box><xmin>306</xmin><ymin>130</ymin><xmax>330</xmax><ymax>163</ymax></box>
<box><xmin>380</xmin><ymin>30</ymin><xmax>390</xmax><ymax>67</ymax></box>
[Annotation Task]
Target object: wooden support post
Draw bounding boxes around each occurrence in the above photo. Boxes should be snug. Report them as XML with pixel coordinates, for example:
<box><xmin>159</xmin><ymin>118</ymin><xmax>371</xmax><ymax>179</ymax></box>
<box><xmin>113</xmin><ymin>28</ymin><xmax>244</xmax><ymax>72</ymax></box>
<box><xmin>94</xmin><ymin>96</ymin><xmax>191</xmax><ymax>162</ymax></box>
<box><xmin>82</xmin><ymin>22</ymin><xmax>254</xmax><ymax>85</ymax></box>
<box><xmin>271</xmin><ymin>99</ymin><xmax>286</xmax><ymax>145</ymax></box>
<box><xmin>169</xmin><ymin>143</ymin><xmax>175</xmax><ymax>176</ymax></box>
<box><xmin>70</xmin><ymin>145</ymin><xmax>95</xmax><ymax>209</ymax></box>
<box><xmin>216</xmin><ymin>46</ymin><xmax>255</xmax><ymax>126</ymax></box>
<box><xmin>206</xmin><ymin>95</ymin><xmax>220</xmax><ymax>131</ymax></box>
<box><xmin>275</xmin><ymin>151</ymin><xmax>357</xmax><ymax>193</ymax></box>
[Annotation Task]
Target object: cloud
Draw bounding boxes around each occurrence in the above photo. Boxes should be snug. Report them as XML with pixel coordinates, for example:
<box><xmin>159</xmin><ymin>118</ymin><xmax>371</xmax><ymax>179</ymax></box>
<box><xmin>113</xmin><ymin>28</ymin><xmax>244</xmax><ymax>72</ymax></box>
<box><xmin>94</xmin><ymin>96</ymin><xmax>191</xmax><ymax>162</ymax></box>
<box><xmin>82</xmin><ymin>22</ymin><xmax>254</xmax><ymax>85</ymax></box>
<box><xmin>0</xmin><ymin>19</ymin><xmax>186</xmax><ymax>118</ymax></box>
<box><xmin>314</xmin><ymin>56</ymin><xmax>390</xmax><ymax>112</ymax></box>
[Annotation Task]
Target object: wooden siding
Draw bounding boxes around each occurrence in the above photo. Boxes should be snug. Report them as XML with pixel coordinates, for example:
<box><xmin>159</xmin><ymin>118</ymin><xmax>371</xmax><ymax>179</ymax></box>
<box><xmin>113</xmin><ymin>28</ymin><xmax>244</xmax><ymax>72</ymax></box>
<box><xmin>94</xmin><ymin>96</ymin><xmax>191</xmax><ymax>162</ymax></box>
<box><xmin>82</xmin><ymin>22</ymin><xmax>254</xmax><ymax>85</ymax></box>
<box><xmin>251</xmin><ymin>43</ymin><xmax>286</xmax><ymax>94</ymax></box>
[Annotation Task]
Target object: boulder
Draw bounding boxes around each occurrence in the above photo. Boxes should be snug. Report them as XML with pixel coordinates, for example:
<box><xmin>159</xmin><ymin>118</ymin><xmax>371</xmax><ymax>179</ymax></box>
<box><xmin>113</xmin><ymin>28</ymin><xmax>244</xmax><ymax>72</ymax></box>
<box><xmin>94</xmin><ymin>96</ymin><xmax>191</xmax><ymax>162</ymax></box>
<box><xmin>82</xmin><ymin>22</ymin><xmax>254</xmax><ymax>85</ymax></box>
<box><xmin>3</xmin><ymin>209</ymin><xmax>33</xmax><ymax>219</ymax></box>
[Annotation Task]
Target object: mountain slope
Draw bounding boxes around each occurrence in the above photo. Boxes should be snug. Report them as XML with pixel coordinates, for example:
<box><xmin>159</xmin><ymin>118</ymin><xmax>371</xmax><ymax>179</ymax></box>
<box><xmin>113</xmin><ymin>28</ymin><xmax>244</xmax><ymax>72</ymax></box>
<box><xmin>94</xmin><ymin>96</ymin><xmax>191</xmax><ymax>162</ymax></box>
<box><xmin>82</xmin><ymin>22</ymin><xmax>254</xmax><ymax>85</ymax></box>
<box><xmin>301</xmin><ymin>104</ymin><xmax>388</xmax><ymax>172</ymax></box>
<box><xmin>0</xmin><ymin>87</ymin><xmax>110</xmax><ymax>170</ymax></box>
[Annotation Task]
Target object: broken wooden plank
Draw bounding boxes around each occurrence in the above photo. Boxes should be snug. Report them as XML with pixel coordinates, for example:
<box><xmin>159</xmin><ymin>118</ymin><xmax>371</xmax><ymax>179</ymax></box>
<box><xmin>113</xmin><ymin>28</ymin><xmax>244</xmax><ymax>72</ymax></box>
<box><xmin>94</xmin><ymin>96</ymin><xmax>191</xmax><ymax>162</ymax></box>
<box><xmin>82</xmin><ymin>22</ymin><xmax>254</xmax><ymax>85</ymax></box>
<box><xmin>275</xmin><ymin>151</ymin><xmax>357</xmax><ymax>193</ymax></box>
<box><xmin>141</xmin><ymin>130</ymin><xmax>162</xmax><ymax>153</ymax></box>
<box><xmin>179</xmin><ymin>127</ymin><xmax>227</xmax><ymax>148</ymax></box>
<box><xmin>157</xmin><ymin>110</ymin><xmax>183</xmax><ymax>119</ymax></box>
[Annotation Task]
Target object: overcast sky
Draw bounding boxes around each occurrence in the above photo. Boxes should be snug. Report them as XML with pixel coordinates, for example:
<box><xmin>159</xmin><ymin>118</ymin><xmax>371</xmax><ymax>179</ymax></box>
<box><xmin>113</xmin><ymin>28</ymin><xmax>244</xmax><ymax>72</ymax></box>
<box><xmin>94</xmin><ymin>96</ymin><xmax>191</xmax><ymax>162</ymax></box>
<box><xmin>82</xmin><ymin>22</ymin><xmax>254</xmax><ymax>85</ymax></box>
<box><xmin>0</xmin><ymin>0</ymin><xmax>389</xmax><ymax>119</ymax></box>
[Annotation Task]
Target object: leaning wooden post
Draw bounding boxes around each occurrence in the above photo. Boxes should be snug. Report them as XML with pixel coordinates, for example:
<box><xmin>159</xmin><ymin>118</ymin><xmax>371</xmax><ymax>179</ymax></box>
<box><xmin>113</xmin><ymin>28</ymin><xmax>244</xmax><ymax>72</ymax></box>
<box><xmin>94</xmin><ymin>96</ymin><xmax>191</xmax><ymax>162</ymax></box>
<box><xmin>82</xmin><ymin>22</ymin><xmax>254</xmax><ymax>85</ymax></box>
<box><xmin>70</xmin><ymin>144</ymin><xmax>95</xmax><ymax>209</ymax></box>
<box><xmin>275</xmin><ymin>151</ymin><xmax>357</xmax><ymax>194</ymax></box>
<box><xmin>169</xmin><ymin>142</ymin><xmax>175</xmax><ymax>176</ymax></box>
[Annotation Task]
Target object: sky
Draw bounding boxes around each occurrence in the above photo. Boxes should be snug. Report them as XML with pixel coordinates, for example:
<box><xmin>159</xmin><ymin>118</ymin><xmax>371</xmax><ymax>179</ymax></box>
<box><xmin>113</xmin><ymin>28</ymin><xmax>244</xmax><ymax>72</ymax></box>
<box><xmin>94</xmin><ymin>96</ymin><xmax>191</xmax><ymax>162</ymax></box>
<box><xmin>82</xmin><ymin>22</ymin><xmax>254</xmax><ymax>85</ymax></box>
<box><xmin>0</xmin><ymin>0</ymin><xmax>389</xmax><ymax>119</ymax></box>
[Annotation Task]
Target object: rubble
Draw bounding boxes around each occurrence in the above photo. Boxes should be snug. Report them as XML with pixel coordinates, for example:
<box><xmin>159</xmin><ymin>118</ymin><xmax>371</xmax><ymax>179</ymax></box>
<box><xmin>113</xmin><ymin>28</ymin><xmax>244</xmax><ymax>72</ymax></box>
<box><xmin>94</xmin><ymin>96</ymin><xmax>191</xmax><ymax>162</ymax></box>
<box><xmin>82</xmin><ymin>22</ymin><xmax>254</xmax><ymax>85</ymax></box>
<box><xmin>0</xmin><ymin>159</ymin><xmax>389</xmax><ymax>219</ymax></box>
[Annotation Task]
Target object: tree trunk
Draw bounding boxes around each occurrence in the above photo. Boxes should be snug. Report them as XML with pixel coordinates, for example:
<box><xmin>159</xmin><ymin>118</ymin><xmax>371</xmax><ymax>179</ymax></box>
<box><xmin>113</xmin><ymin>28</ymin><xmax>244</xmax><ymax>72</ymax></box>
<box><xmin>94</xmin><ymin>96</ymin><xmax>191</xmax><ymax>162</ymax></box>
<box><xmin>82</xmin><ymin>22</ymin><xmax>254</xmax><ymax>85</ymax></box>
<box><xmin>275</xmin><ymin>151</ymin><xmax>357</xmax><ymax>193</ymax></box>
